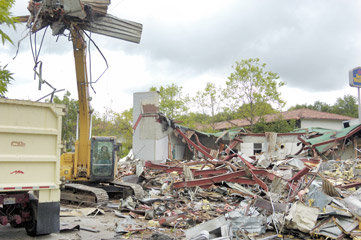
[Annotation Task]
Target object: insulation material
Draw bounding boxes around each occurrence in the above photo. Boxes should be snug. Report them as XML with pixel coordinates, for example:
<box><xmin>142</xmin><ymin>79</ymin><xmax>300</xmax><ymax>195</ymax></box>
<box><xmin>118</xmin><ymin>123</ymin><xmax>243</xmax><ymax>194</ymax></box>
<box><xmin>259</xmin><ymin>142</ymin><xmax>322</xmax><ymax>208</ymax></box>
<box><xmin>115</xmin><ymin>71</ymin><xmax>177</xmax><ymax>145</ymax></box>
<box><xmin>285</xmin><ymin>202</ymin><xmax>319</xmax><ymax>233</ymax></box>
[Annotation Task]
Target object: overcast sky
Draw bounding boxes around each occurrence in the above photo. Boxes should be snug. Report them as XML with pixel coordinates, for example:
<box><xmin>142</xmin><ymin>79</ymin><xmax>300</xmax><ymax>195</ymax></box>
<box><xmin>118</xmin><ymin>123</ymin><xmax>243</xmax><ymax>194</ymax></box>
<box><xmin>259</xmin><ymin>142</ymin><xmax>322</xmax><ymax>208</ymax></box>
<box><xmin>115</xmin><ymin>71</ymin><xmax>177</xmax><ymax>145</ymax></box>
<box><xmin>1</xmin><ymin>0</ymin><xmax>361</xmax><ymax>114</ymax></box>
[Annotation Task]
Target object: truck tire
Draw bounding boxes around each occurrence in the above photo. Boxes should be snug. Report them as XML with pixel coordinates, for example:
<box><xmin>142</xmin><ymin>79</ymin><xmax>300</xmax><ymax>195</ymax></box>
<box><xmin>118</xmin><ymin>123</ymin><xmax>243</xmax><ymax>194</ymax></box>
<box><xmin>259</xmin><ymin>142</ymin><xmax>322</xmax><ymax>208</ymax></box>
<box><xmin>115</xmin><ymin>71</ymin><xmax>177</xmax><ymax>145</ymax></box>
<box><xmin>10</xmin><ymin>221</ymin><xmax>25</xmax><ymax>228</ymax></box>
<box><xmin>25</xmin><ymin>205</ymin><xmax>37</xmax><ymax>237</ymax></box>
<box><xmin>25</xmin><ymin>219</ymin><xmax>37</xmax><ymax>237</ymax></box>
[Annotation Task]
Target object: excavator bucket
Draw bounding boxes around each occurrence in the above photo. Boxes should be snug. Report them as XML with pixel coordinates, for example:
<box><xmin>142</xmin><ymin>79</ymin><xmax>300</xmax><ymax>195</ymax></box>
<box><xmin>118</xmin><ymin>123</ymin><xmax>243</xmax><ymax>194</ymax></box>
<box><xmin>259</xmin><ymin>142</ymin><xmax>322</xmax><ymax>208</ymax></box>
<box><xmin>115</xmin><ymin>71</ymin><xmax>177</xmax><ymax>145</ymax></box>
<box><xmin>25</xmin><ymin>0</ymin><xmax>143</xmax><ymax>43</ymax></box>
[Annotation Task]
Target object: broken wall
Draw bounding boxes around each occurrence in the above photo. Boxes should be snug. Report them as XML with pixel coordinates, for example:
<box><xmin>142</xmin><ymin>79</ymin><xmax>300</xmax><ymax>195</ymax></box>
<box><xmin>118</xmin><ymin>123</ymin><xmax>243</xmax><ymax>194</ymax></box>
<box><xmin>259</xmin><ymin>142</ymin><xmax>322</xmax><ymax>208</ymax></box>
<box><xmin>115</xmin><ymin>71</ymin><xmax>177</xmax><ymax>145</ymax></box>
<box><xmin>238</xmin><ymin>134</ymin><xmax>303</xmax><ymax>159</ymax></box>
<box><xmin>132</xmin><ymin>92</ymin><xmax>186</xmax><ymax>163</ymax></box>
<box><xmin>133</xmin><ymin>92</ymin><xmax>166</xmax><ymax>163</ymax></box>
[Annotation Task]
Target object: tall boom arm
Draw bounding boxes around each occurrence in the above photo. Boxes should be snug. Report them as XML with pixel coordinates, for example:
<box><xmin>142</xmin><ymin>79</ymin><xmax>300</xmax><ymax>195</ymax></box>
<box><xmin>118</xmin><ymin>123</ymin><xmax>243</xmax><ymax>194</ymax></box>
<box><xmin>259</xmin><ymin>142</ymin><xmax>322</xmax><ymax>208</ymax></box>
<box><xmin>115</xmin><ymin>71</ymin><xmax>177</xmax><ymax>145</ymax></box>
<box><xmin>71</xmin><ymin>26</ymin><xmax>91</xmax><ymax>179</ymax></box>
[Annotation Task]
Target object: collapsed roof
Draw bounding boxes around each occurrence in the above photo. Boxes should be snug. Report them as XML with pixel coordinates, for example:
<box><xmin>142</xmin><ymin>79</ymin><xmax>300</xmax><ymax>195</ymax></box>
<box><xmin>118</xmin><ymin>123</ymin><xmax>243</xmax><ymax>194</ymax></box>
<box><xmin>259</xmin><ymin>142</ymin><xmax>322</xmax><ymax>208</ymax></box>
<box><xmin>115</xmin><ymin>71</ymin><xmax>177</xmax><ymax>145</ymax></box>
<box><xmin>299</xmin><ymin>124</ymin><xmax>361</xmax><ymax>155</ymax></box>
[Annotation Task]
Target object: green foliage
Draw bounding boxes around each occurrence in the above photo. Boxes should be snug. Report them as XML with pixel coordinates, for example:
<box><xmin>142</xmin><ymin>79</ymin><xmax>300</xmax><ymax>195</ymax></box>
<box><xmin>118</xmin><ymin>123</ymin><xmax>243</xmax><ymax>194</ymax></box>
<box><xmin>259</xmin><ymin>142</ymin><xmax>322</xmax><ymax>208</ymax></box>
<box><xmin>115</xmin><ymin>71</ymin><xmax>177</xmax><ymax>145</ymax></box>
<box><xmin>0</xmin><ymin>0</ymin><xmax>17</xmax><ymax>45</ymax></box>
<box><xmin>177</xmin><ymin>112</ymin><xmax>214</xmax><ymax>131</ymax></box>
<box><xmin>192</xmin><ymin>82</ymin><xmax>224</xmax><ymax>130</ymax></box>
<box><xmin>53</xmin><ymin>91</ymin><xmax>133</xmax><ymax>156</ymax></box>
<box><xmin>0</xmin><ymin>0</ymin><xmax>16</xmax><ymax>96</ymax></box>
<box><xmin>289</xmin><ymin>95</ymin><xmax>358</xmax><ymax>118</ymax></box>
<box><xmin>150</xmin><ymin>83</ymin><xmax>189</xmax><ymax>119</ymax></box>
<box><xmin>236</xmin><ymin>102</ymin><xmax>277</xmax><ymax>119</ymax></box>
<box><xmin>223</xmin><ymin>58</ymin><xmax>285</xmax><ymax>129</ymax></box>
<box><xmin>252</xmin><ymin>117</ymin><xmax>297</xmax><ymax>133</ymax></box>
<box><xmin>53</xmin><ymin>91</ymin><xmax>79</xmax><ymax>151</ymax></box>
<box><xmin>333</xmin><ymin>95</ymin><xmax>358</xmax><ymax>118</ymax></box>
<box><xmin>0</xmin><ymin>65</ymin><xmax>12</xmax><ymax>95</ymax></box>
<box><xmin>92</xmin><ymin>108</ymin><xmax>133</xmax><ymax>157</ymax></box>
<box><xmin>193</xmin><ymin>82</ymin><xmax>222</xmax><ymax>117</ymax></box>
<box><xmin>212</xmin><ymin>108</ymin><xmax>237</xmax><ymax>122</ymax></box>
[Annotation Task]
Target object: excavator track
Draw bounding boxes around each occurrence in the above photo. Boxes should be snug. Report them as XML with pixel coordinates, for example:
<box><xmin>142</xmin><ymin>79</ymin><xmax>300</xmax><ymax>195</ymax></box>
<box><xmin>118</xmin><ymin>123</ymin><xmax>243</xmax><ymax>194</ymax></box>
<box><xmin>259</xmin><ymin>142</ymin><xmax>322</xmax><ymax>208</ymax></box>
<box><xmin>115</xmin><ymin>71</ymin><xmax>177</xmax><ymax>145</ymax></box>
<box><xmin>61</xmin><ymin>183</ymin><xmax>109</xmax><ymax>205</ymax></box>
<box><xmin>61</xmin><ymin>182</ymin><xmax>145</xmax><ymax>205</ymax></box>
<box><xmin>111</xmin><ymin>181</ymin><xmax>145</xmax><ymax>199</ymax></box>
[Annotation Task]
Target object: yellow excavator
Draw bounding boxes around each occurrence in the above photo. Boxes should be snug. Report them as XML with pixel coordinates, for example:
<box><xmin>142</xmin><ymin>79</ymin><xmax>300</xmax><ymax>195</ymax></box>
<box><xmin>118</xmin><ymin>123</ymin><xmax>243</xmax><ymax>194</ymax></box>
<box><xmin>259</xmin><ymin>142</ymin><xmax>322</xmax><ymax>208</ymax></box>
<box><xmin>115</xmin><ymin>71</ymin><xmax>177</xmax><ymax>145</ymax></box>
<box><xmin>59</xmin><ymin>27</ymin><xmax>145</xmax><ymax>204</ymax></box>
<box><xmin>60</xmin><ymin>27</ymin><xmax>118</xmax><ymax>204</ymax></box>
<box><xmin>21</xmin><ymin>0</ymin><xmax>144</xmax><ymax>204</ymax></box>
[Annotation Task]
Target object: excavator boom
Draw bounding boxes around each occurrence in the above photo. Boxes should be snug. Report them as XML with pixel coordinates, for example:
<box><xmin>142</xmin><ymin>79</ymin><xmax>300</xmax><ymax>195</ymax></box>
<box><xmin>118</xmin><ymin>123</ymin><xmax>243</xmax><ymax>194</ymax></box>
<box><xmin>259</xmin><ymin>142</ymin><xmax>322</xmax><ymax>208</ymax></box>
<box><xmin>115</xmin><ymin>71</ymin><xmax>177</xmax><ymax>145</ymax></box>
<box><xmin>70</xmin><ymin>26</ymin><xmax>91</xmax><ymax>179</ymax></box>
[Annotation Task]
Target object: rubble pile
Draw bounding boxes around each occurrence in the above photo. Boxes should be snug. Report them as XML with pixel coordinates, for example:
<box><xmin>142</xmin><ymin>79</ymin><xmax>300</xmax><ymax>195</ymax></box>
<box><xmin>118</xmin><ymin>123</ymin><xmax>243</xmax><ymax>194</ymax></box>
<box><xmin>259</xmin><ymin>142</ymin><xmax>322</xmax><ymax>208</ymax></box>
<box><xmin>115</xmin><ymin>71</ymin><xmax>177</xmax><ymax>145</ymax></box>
<box><xmin>111</xmin><ymin>154</ymin><xmax>361</xmax><ymax>239</ymax></box>
<box><xmin>110</xmin><ymin>114</ymin><xmax>361</xmax><ymax>239</ymax></box>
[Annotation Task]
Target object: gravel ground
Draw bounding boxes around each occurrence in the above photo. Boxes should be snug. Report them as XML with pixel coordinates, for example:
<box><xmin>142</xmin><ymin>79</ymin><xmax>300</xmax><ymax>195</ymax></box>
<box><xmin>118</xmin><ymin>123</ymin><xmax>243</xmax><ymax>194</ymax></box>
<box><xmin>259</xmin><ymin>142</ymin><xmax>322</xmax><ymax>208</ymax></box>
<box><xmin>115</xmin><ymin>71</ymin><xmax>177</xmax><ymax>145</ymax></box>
<box><xmin>0</xmin><ymin>203</ymin><xmax>185</xmax><ymax>240</ymax></box>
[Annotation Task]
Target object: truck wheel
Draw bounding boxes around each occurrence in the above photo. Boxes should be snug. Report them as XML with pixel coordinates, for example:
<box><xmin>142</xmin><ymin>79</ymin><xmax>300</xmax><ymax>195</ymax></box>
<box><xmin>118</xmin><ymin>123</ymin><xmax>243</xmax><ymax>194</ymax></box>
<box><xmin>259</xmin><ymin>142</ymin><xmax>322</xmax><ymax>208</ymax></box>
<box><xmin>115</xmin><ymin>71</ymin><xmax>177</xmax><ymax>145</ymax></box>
<box><xmin>25</xmin><ymin>205</ymin><xmax>37</xmax><ymax>236</ymax></box>
<box><xmin>10</xmin><ymin>221</ymin><xmax>25</xmax><ymax>228</ymax></box>
<box><xmin>25</xmin><ymin>219</ymin><xmax>37</xmax><ymax>236</ymax></box>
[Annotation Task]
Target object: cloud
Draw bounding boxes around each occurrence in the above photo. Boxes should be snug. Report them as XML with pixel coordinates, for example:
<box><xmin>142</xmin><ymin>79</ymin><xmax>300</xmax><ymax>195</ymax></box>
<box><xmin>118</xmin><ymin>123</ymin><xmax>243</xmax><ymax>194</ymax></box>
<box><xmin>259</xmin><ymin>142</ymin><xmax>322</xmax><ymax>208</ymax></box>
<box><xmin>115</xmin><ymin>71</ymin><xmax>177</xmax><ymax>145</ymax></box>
<box><xmin>3</xmin><ymin>0</ymin><xmax>361</xmax><ymax>113</ymax></box>
<box><xmin>105</xmin><ymin>0</ymin><xmax>361</xmax><ymax>91</ymax></box>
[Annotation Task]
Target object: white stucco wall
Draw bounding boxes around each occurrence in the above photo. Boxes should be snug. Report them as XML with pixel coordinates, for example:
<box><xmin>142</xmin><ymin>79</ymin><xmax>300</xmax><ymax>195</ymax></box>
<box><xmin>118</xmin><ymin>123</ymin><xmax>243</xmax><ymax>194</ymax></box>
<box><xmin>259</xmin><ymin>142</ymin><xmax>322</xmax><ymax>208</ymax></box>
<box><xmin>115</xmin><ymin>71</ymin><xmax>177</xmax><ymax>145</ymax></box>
<box><xmin>133</xmin><ymin>92</ymin><xmax>169</xmax><ymax>163</ymax></box>
<box><xmin>238</xmin><ymin>134</ymin><xmax>302</xmax><ymax>159</ymax></box>
<box><xmin>300</xmin><ymin>119</ymin><xmax>344</xmax><ymax>130</ymax></box>
<box><xmin>133</xmin><ymin>92</ymin><xmax>186</xmax><ymax>163</ymax></box>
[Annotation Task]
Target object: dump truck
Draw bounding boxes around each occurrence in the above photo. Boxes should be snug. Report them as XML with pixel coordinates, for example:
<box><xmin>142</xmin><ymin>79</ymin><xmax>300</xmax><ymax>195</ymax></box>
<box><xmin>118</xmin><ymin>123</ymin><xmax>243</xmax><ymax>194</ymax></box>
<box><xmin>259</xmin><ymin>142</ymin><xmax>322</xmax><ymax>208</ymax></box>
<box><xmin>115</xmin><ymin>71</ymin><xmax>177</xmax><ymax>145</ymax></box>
<box><xmin>0</xmin><ymin>99</ymin><xmax>64</xmax><ymax>236</ymax></box>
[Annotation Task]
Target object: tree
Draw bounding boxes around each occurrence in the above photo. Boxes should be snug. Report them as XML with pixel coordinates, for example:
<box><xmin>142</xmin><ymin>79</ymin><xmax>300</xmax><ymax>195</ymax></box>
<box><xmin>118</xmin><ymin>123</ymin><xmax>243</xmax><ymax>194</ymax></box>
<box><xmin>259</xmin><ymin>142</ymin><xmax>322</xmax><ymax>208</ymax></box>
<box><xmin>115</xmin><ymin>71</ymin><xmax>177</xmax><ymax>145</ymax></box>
<box><xmin>150</xmin><ymin>83</ymin><xmax>189</xmax><ymax>119</ymax></box>
<box><xmin>288</xmin><ymin>94</ymin><xmax>358</xmax><ymax>118</ymax></box>
<box><xmin>0</xmin><ymin>0</ymin><xmax>17</xmax><ymax>95</ymax></box>
<box><xmin>0</xmin><ymin>0</ymin><xmax>16</xmax><ymax>44</ymax></box>
<box><xmin>193</xmin><ymin>82</ymin><xmax>223</xmax><ymax>129</ymax></box>
<box><xmin>53</xmin><ymin>91</ymin><xmax>79</xmax><ymax>151</ymax></box>
<box><xmin>194</xmin><ymin>82</ymin><xmax>222</xmax><ymax>117</ymax></box>
<box><xmin>252</xmin><ymin>116</ymin><xmax>297</xmax><ymax>133</ymax></box>
<box><xmin>333</xmin><ymin>95</ymin><xmax>358</xmax><ymax>118</ymax></box>
<box><xmin>223</xmin><ymin>58</ymin><xmax>285</xmax><ymax>130</ymax></box>
<box><xmin>0</xmin><ymin>65</ymin><xmax>12</xmax><ymax>96</ymax></box>
<box><xmin>177</xmin><ymin>112</ymin><xmax>213</xmax><ymax>131</ymax></box>
<box><xmin>236</xmin><ymin>102</ymin><xmax>277</xmax><ymax>120</ymax></box>
<box><xmin>113</xmin><ymin>108</ymin><xmax>133</xmax><ymax>157</ymax></box>
<box><xmin>92</xmin><ymin>108</ymin><xmax>133</xmax><ymax>157</ymax></box>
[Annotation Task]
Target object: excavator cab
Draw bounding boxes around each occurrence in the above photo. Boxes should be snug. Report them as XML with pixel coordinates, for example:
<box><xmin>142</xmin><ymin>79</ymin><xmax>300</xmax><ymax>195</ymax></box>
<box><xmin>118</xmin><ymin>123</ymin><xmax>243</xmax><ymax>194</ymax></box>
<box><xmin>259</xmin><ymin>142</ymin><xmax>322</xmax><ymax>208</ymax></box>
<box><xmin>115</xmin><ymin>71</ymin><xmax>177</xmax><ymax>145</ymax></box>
<box><xmin>90</xmin><ymin>137</ymin><xmax>117</xmax><ymax>182</ymax></box>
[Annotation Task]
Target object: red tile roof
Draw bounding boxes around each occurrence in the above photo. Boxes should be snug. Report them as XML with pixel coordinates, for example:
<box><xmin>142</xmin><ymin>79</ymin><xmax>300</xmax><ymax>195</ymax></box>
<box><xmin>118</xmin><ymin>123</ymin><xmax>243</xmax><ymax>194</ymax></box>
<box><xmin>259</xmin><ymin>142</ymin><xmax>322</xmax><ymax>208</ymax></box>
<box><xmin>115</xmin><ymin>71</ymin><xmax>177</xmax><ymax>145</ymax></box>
<box><xmin>213</xmin><ymin>108</ymin><xmax>354</xmax><ymax>130</ymax></box>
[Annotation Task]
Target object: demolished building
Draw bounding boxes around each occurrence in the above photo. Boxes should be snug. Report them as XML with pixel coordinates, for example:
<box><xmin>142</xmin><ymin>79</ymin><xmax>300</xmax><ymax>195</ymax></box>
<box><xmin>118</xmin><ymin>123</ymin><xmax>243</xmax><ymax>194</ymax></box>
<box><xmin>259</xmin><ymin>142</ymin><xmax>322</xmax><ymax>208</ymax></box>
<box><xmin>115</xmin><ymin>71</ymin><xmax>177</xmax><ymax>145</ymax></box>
<box><xmin>133</xmin><ymin>91</ymin><xmax>361</xmax><ymax>164</ymax></box>
<box><xmin>125</xmin><ymin>92</ymin><xmax>361</xmax><ymax>239</ymax></box>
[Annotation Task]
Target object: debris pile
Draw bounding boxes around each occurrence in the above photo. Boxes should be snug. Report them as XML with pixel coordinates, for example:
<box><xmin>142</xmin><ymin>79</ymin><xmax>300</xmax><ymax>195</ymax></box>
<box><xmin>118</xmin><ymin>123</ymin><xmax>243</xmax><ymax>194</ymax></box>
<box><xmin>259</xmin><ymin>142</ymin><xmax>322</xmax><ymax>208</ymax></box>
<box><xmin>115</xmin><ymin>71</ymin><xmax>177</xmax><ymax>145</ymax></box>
<box><xmin>116</xmin><ymin>107</ymin><xmax>361</xmax><ymax>239</ymax></box>
<box><xmin>106</xmin><ymin>153</ymin><xmax>360</xmax><ymax>239</ymax></box>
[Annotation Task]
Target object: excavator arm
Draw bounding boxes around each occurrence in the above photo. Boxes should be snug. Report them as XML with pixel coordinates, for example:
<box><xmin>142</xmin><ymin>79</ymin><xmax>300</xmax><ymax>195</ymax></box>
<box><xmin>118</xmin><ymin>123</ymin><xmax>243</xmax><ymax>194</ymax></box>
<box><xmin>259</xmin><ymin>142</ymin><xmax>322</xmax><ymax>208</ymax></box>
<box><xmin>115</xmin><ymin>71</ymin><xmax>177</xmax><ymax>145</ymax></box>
<box><xmin>70</xmin><ymin>26</ymin><xmax>91</xmax><ymax>179</ymax></box>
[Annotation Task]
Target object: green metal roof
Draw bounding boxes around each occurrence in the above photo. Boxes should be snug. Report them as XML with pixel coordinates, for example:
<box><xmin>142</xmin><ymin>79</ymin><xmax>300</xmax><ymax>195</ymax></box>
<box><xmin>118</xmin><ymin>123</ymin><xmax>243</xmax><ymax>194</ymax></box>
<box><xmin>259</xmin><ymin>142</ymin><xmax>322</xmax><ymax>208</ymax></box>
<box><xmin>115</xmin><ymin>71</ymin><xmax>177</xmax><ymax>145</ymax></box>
<box><xmin>292</xmin><ymin>127</ymin><xmax>334</xmax><ymax>135</ymax></box>
<box><xmin>303</xmin><ymin>124</ymin><xmax>361</xmax><ymax>153</ymax></box>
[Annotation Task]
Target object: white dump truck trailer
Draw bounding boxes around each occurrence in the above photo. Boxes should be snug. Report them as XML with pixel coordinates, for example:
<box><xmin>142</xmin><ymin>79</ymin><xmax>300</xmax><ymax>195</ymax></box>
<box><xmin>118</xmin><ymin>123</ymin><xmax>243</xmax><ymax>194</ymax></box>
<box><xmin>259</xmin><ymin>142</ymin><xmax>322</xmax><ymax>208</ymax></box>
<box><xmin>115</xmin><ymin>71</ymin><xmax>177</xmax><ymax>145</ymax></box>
<box><xmin>0</xmin><ymin>99</ymin><xmax>64</xmax><ymax>236</ymax></box>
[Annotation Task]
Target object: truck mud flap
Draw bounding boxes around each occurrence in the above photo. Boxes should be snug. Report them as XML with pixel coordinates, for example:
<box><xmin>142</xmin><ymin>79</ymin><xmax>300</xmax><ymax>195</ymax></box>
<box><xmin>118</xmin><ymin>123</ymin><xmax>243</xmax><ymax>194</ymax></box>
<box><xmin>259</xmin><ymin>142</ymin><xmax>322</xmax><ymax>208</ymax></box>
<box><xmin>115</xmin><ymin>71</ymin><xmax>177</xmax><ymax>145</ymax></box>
<box><xmin>27</xmin><ymin>200</ymin><xmax>60</xmax><ymax>236</ymax></box>
<box><xmin>36</xmin><ymin>202</ymin><xmax>60</xmax><ymax>235</ymax></box>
